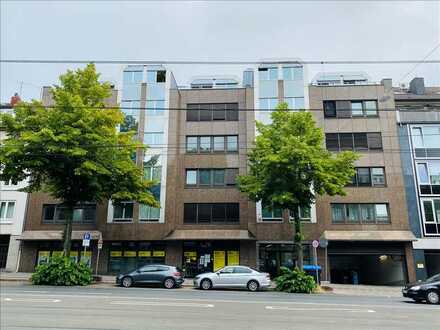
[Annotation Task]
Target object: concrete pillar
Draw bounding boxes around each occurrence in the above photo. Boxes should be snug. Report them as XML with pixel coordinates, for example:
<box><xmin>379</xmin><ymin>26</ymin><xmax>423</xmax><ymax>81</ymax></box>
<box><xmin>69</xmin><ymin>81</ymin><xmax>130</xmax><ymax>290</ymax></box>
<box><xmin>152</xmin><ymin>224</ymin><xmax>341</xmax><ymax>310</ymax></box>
<box><xmin>405</xmin><ymin>242</ymin><xmax>417</xmax><ymax>282</ymax></box>
<box><xmin>165</xmin><ymin>241</ymin><xmax>182</xmax><ymax>267</ymax></box>
<box><xmin>97</xmin><ymin>244</ymin><xmax>109</xmax><ymax>274</ymax></box>
<box><xmin>240</xmin><ymin>241</ymin><xmax>257</xmax><ymax>268</ymax></box>
<box><xmin>18</xmin><ymin>242</ymin><xmax>38</xmax><ymax>272</ymax></box>
<box><xmin>4</xmin><ymin>235</ymin><xmax>21</xmax><ymax>272</ymax></box>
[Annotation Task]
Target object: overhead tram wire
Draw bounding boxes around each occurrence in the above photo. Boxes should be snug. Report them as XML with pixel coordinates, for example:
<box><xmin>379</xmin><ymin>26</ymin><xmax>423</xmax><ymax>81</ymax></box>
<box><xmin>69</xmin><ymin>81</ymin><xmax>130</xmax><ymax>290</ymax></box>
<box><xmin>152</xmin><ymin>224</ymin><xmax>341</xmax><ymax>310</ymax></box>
<box><xmin>2</xmin><ymin>59</ymin><xmax>440</xmax><ymax>65</ymax></box>
<box><xmin>9</xmin><ymin>105</ymin><xmax>440</xmax><ymax>112</ymax></box>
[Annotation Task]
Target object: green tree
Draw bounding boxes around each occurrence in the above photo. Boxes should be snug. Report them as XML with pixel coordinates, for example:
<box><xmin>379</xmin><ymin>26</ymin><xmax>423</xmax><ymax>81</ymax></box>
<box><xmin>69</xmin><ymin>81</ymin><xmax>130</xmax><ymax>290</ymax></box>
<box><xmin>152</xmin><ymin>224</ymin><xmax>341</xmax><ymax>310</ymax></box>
<box><xmin>0</xmin><ymin>64</ymin><xmax>158</xmax><ymax>256</ymax></box>
<box><xmin>238</xmin><ymin>103</ymin><xmax>358</xmax><ymax>270</ymax></box>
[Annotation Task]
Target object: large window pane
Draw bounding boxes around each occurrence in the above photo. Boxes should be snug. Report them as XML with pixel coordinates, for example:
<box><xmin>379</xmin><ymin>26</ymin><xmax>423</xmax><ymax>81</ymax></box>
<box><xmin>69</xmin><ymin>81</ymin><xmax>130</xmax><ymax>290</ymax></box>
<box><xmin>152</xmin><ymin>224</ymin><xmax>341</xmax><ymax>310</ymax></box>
<box><xmin>423</xmin><ymin>127</ymin><xmax>440</xmax><ymax>148</ymax></box>
<box><xmin>367</xmin><ymin>133</ymin><xmax>383</xmax><ymax>150</ymax></box>
<box><xmin>371</xmin><ymin>167</ymin><xmax>385</xmax><ymax>186</ymax></box>
<box><xmin>331</xmin><ymin>204</ymin><xmax>345</xmax><ymax>223</ymax></box>
<box><xmin>365</xmin><ymin>101</ymin><xmax>377</xmax><ymax>116</ymax></box>
<box><xmin>375</xmin><ymin>204</ymin><xmax>389</xmax><ymax>223</ymax></box>
<box><xmin>351</xmin><ymin>101</ymin><xmax>363</xmax><ymax>116</ymax></box>
<box><xmin>184</xmin><ymin>204</ymin><xmax>197</xmax><ymax>223</ymax></box>
<box><xmin>213</xmin><ymin>136</ymin><xmax>225</xmax><ymax>152</ymax></box>
<box><xmin>429</xmin><ymin>161</ymin><xmax>440</xmax><ymax>184</ymax></box>
<box><xmin>417</xmin><ymin>163</ymin><xmax>429</xmax><ymax>184</ymax></box>
<box><xmin>346</xmin><ymin>204</ymin><xmax>360</xmax><ymax>223</ymax></box>
<box><xmin>198</xmin><ymin>204</ymin><xmax>211</xmax><ymax>223</ymax></box>
<box><xmin>354</xmin><ymin>133</ymin><xmax>368</xmax><ymax>150</ymax></box>
<box><xmin>5</xmin><ymin>202</ymin><xmax>15</xmax><ymax>219</ymax></box>
<box><xmin>357</xmin><ymin>168</ymin><xmax>371</xmax><ymax>186</ymax></box>
<box><xmin>43</xmin><ymin>205</ymin><xmax>55</xmax><ymax>221</ymax></box>
<box><xmin>212</xmin><ymin>204</ymin><xmax>226</xmax><ymax>222</ymax></box>
<box><xmin>227</xmin><ymin>136</ymin><xmax>238</xmax><ymax>152</ymax></box>
<box><xmin>339</xmin><ymin>133</ymin><xmax>354</xmax><ymax>150</ymax></box>
<box><xmin>411</xmin><ymin>127</ymin><xmax>424</xmax><ymax>148</ymax></box>
<box><xmin>186</xmin><ymin>137</ymin><xmax>198</xmax><ymax>153</ymax></box>
<box><xmin>199</xmin><ymin>170</ymin><xmax>211</xmax><ymax>186</ymax></box>
<box><xmin>282</xmin><ymin>67</ymin><xmax>292</xmax><ymax>80</ymax></box>
<box><xmin>199</xmin><ymin>137</ymin><xmax>211</xmax><ymax>152</ymax></box>
<box><xmin>360</xmin><ymin>204</ymin><xmax>375</xmax><ymax>223</ymax></box>
<box><xmin>325</xmin><ymin>134</ymin><xmax>339</xmax><ymax>151</ymax></box>
<box><xmin>323</xmin><ymin>101</ymin><xmax>336</xmax><ymax>117</ymax></box>
<box><xmin>226</xmin><ymin>168</ymin><xmax>238</xmax><ymax>186</ymax></box>
<box><xmin>213</xmin><ymin>170</ymin><xmax>225</xmax><ymax>186</ymax></box>
<box><xmin>226</xmin><ymin>103</ymin><xmax>239</xmax><ymax>121</ymax></box>
<box><xmin>226</xmin><ymin>203</ymin><xmax>239</xmax><ymax>222</ymax></box>
<box><xmin>299</xmin><ymin>206</ymin><xmax>311</xmax><ymax>220</ymax></box>
<box><xmin>186</xmin><ymin>170</ymin><xmax>197</xmax><ymax>185</ymax></box>
<box><xmin>434</xmin><ymin>200</ymin><xmax>440</xmax><ymax>223</ymax></box>
<box><xmin>423</xmin><ymin>200</ymin><xmax>435</xmax><ymax>222</ymax></box>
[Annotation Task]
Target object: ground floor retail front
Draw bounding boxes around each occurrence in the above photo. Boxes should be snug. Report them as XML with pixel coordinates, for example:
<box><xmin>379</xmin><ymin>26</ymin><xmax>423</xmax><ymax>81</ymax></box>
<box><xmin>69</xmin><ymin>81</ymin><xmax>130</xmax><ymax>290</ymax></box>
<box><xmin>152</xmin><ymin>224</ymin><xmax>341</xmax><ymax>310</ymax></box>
<box><xmin>17</xmin><ymin>238</ymin><xmax>417</xmax><ymax>284</ymax></box>
<box><xmin>0</xmin><ymin>234</ymin><xmax>21</xmax><ymax>271</ymax></box>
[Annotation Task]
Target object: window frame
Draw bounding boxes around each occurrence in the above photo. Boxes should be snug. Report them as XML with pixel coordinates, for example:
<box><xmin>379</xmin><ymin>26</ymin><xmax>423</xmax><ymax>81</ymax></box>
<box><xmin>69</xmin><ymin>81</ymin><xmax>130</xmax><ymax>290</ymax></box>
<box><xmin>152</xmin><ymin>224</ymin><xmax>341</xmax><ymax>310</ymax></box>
<box><xmin>326</xmin><ymin>133</ymin><xmax>382</xmax><ymax>152</ymax></box>
<box><xmin>0</xmin><ymin>201</ymin><xmax>15</xmax><ymax>221</ymax></box>
<box><xmin>184</xmin><ymin>168</ymin><xmax>238</xmax><ymax>188</ymax></box>
<box><xmin>186</xmin><ymin>136</ymin><xmax>238</xmax><ymax>154</ymax></box>
<box><xmin>183</xmin><ymin>203</ymin><xmax>240</xmax><ymax>224</ymax></box>
<box><xmin>42</xmin><ymin>203</ymin><xmax>96</xmax><ymax>224</ymax></box>
<box><xmin>330</xmin><ymin>203</ymin><xmax>390</xmax><ymax>224</ymax></box>
<box><xmin>113</xmin><ymin>202</ymin><xmax>134</xmax><ymax>222</ymax></box>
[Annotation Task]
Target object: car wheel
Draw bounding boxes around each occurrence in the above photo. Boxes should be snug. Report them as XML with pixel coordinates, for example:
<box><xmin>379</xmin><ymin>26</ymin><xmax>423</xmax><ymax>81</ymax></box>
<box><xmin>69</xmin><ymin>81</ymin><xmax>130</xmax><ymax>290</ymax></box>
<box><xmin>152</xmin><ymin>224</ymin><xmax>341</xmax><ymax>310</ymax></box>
<box><xmin>200</xmin><ymin>279</ymin><xmax>212</xmax><ymax>290</ymax></box>
<box><xmin>426</xmin><ymin>290</ymin><xmax>440</xmax><ymax>304</ymax></box>
<box><xmin>163</xmin><ymin>278</ymin><xmax>176</xmax><ymax>289</ymax></box>
<box><xmin>247</xmin><ymin>280</ymin><xmax>259</xmax><ymax>292</ymax></box>
<box><xmin>122</xmin><ymin>276</ymin><xmax>133</xmax><ymax>288</ymax></box>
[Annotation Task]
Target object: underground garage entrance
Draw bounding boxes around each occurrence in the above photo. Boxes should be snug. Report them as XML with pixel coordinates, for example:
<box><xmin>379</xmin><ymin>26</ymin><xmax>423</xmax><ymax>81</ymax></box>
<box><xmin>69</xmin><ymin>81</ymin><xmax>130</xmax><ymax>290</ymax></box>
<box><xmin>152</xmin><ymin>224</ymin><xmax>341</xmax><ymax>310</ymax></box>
<box><xmin>328</xmin><ymin>243</ymin><xmax>409</xmax><ymax>286</ymax></box>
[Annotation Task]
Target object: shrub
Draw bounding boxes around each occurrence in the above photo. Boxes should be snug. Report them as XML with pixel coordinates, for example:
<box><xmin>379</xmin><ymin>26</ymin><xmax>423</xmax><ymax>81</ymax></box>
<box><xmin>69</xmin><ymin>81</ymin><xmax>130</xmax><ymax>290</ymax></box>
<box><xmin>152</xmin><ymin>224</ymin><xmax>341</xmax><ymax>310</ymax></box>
<box><xmin>31</xmin><ymin>256</ymin><xmax>93</xmax><ymax>286</ymax></box>
<box><xmin>274</xmin><ymin>266</ymin><xmax>317</xmax><ymax>293</ymax></box>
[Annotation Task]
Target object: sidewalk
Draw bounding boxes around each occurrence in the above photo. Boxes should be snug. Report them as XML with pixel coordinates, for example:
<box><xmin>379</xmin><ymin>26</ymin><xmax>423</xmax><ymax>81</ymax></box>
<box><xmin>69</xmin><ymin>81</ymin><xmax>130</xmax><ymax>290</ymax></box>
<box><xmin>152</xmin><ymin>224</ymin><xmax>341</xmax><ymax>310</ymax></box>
<box><xmin>324</xmin><ymin>283</ymin><xmax>403</xmax><ymax>297</ymax></box>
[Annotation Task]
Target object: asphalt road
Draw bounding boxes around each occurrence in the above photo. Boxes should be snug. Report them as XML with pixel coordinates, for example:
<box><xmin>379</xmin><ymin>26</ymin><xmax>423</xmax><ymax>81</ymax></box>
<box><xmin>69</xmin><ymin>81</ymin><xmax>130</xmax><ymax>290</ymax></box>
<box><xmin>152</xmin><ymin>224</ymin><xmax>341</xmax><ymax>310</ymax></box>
<box><xmin>1</xmin><ymin>283</ymin><xmax>439</xmax><ymax>330</ymax></box>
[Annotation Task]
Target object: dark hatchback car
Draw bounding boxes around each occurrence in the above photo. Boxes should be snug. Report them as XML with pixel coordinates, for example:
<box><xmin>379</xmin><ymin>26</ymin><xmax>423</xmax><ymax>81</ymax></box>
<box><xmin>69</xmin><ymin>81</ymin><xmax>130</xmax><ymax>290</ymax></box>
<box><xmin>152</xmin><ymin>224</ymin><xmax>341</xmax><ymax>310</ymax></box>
<box><xmin>116</xmin><ymin>264</ymin><xmax>184</xmax><ymax>289</ymax></box>
<box><xmin>402</xmin><ymin>273</ymin><xmax>440</xmax><ymax>304</ymax></box>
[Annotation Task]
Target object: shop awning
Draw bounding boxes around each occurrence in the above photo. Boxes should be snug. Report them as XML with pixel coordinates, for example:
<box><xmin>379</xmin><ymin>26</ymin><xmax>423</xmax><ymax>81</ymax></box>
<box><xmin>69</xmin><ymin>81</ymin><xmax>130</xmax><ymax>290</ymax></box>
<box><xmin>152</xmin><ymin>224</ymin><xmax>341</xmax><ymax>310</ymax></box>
<box><xmin>164</xmin><ymin>229</ymin><xmax>256</xmax><ymax>240</ymax></box>
<box><xmin>19</xmin><ymin>230</ymin><xmax>102</xmax><ymax>241</ymax></box>
<box><xmin>321</xmin><ymin>230</ymin><xmax>416</xmax><ymax>242</ymax></box>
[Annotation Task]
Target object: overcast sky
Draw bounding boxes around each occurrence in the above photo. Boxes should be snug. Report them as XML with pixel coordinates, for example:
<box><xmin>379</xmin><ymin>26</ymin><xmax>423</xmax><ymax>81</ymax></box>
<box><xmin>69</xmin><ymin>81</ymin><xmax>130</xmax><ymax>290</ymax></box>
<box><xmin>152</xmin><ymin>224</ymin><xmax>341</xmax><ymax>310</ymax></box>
<box><xmin>1</xmin><ymin>0</ymin><xmax>439</xmax><ymax>103</ymax></box>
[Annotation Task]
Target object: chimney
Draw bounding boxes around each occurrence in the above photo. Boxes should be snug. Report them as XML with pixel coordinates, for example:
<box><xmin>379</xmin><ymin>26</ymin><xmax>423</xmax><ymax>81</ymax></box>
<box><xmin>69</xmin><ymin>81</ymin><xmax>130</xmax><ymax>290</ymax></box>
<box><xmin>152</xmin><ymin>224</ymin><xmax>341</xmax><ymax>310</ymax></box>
<box><xmin>409</xmin><ymin>77</ymin><xmax>425</xmax><ymax>95</ymax></box>
<box><xmin>381</xmin><ymin>78</ymin><xmax>392</xmax><ymax>92</ymax></box>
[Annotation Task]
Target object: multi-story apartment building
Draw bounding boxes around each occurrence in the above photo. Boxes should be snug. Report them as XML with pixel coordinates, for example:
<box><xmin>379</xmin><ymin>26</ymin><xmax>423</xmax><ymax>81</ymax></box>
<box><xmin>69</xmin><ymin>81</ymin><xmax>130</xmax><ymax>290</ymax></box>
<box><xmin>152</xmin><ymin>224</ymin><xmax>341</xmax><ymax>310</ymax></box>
<box><xmin>307</xmin><ymin>72</ymin><xmax>416</xmax><ymax>285</ymax></box>
<box><xmin>395</xmin><ymin>77</ymin><xmax>440</xmax><ymax>280</ymax></box>
<box><xmin>0</xmin><ymin>101</ymin><xmax>28</xmax><ymax>272</ymax></box>
<box><xmin>16</xmin><ymin>65</ymin><xmax>418</xmax><ymax>285</ymax></box>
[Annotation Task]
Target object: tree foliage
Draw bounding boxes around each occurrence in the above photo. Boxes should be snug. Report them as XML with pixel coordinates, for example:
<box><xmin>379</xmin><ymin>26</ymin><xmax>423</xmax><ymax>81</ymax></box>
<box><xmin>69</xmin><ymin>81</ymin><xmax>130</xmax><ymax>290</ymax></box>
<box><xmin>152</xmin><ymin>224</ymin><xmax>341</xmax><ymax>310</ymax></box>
<box><xmin>0</xmin><ymin>64</ymin><xmax>158</xmax><ymax>255</ymax></box>
<box><xmin>238</xmin><ymin>103</ymin><xmax>358</xmax><ymax>268</ymax></box>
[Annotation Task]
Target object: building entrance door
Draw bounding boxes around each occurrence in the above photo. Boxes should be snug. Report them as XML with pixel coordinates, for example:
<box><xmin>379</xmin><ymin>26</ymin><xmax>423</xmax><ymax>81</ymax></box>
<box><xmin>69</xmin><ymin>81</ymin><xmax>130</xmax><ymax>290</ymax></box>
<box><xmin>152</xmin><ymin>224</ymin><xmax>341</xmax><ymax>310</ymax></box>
<box><xmin>0</xmin><ymin>235</ymin><xmax>10</xmax><ymax>269</ymax></box>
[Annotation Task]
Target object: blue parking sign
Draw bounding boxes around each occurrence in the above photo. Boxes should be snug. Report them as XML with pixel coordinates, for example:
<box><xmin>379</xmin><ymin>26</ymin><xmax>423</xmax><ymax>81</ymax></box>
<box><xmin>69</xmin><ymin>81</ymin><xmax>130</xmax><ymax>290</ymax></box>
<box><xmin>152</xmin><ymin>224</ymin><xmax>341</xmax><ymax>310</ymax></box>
<box><xmin>83</xmin><ymin>232</ymin><xmax>91</xmax><ymax>241</ymax></box>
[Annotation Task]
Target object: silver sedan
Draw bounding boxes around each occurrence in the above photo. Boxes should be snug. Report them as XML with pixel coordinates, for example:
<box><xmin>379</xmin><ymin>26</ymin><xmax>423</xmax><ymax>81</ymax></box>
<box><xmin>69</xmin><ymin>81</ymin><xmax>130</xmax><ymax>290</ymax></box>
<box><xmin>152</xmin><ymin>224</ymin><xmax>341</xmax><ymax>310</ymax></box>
<box><xmin>193</xmin><ymin>265</ymin><xmax>271</xmax><ymax>292</ymax></box>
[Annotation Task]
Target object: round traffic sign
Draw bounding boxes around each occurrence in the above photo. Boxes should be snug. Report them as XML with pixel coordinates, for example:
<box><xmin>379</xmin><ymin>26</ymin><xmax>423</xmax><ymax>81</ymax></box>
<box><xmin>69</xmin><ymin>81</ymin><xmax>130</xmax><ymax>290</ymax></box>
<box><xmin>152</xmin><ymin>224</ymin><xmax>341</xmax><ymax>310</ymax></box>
<box><xmin>312</xmin><ymin>240</ymin><xmax>319</xmax><ymax>248</ymax></box>
<box><xmin>83</xmin><ymin>232</ymin><xmax>91</xmax><ymax>240</ymax></box>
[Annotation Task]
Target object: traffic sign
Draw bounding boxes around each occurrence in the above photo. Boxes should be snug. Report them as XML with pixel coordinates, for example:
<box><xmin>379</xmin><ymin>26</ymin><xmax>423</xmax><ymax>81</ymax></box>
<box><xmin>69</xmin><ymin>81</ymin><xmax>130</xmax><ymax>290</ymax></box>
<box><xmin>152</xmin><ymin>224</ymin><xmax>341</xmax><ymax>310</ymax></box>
<box><xmin>82</xmin><ymin>239</ymin><xmax>90</xmax><ymax>247</ymax></box>
<box><xmin>319</xmin><ymin>238</ymin><xmax>329</xmax><ymax>248</ymax></box>
<box><xmin>83</xmin><ymin>232</ymin><xmax>91</xmax><ymax>241</ymax></box>
<box><xmin>312</xmin><ymin>240</ymin><xmax>319</xmax><ymax>248</ymax></box>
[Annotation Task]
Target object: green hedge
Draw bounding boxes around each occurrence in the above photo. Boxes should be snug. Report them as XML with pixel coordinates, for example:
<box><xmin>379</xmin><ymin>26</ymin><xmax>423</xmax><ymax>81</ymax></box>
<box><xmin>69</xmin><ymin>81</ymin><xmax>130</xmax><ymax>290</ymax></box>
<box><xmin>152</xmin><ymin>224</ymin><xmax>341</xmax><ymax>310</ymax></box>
<box><xmin>31</xmin><ymin>256</ymin><xmax>93</xmax><ymax>286</ymax></box>
<box><xmin>274</xmin><ymin>267</ymin><xmax>317</xmax><ymax>293</ymax></box>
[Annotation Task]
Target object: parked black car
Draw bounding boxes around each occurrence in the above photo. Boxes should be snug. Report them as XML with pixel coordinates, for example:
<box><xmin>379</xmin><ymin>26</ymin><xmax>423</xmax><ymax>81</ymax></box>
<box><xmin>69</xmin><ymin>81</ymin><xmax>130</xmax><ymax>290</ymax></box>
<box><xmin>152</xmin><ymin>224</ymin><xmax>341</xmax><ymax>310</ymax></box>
<box><xmin>116</xmin><ymin>264</ymin><xmax>184</xmax><ymax>289</ymax></box>
<box><xmin>402</xmin><ymin>273</ymin><xmax>440</xmax><ymax>304</ymax></box>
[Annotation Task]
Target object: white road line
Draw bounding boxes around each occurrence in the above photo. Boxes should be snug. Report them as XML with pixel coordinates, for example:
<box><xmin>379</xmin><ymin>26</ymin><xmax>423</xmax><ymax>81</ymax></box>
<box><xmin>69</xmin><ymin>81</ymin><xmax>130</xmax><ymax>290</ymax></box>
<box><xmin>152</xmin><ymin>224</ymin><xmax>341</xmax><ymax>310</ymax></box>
<box><xmin>110</xmin><ymin>301</ymin><xmax>214</xmax><ymax>308</ymax></box>
<box><xmin>266</xmin><ymin>306</ymin><xmax>376</xmax><ymax>313</ymax></box>
<box><xmin>3</xmin><ymin>297</ymin><xmax>61</xmax><ymax>303</ymax></box>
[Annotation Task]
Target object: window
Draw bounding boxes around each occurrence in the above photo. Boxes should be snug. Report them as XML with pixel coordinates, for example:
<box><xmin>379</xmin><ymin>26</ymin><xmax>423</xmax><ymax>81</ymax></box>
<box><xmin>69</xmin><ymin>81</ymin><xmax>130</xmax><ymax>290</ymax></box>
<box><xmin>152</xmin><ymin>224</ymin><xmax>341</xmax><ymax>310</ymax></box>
<box><xmin>147</xmin><ymin>70</ymin><xmax>166</xmax><ymax>83</ymax></box>
<box><xmin>227</xmin><ymin>136</ymin><xmax>238</xmax><ymax>152</ymax></box>
<box><xmin>186</xmin><ymin>137</ymin><xmax>198</xmax><ymax>153</ymax></box>
<box><xmin>123</xmin><ymin>70</ymin><xmax>143</xmax><ymax>84</ymax></box>
<box><xmin>323</xmin><ymin>101</ymin><xmax>336</xmax><ymax>117</ymax></box>
<box><xmin>331</xmin><ymin>203</ymin><xmax>390</xmax><ymax>224</ymax></box>
<box><xmin>213</xmin><ymin>136</ymin><xmax>225</xmax><ymax>152</ymax></box>
<box><xmin>325</xmin><ymin>133</ymin><xmax>382</xmax><ymax>151</ymax></box>
<box><xmin>144</xmin><ymin>132</ymin><xmax>164</xmax><ymax>146</ymax></box>
<box><xmin>186</xmin><ymin>103</ymin><xmax>239</xmax><ymax>122</ymax></box>
<box><xmin>186</xmin><ymin>170</ymin><xmax>197</xmax><ymax>185</ymax></box>
<box><xmin>186</xmin><ymin>136</ymin><xmax>238</xmax><ymax>154</ymax></box>
<box><xmin>259</xmin><ymin>98</ymin><xmax>278</xmax><ymax>110</ymax></box>
<box><xmin>282</xmin><ymin>67</ymin><xmax>302</xmax><ymax>81</ymax></box>
<box><xmin>324</xmin><ymin>100</ymin><xmax>378</xmax><ymax>118</ymax></box>
<box><xmin>411</xmin><ymin>126</ymin><xmax>440</xmax><ymax>154</ymax></box>
<box><xmin>357</xmin><ymin>168</ymin><xmax>371</xmax><ymax>186</ymax></box>
<box><xmin>262</xmin><ymin>204</ymin><xmax>283</xmax><ymax>221</ymax></box>
<box><xmin>284</xmin><ymin>97</ymin><xmax>305</xmax><ymax>110</ymax></box>
<box><xmin>42</xmin><ymin>203</ymin><xmax>96</xmax><ymax>224</ymax></box>
<box><xmin>146</xmin><ymin>100</ymin><xmax>165</xmax><ymax>116</ymax></box>
<box><xmin>139</xmin><ymin>205</ymin><xmax>160</xmax><ymax>222</ymax></box>
<box><xmin>185</xmin><ymin>169</ymin><xmax>238</xmax><ymax>187</ymax></box>
<box><xmin>183</xmin><ymin>203</ymin><xmax>239</xmax><ymax>224</ymax></box>
<box><xmin>233</xmin><ymin>266</ymin><xmax>252</xmax><ymax>274</ymax></box>
<box><xmin>371</xmin><ymin>168</ymin><xmax>386</xmax><ymax>186</ymax></box>
<box><xmin>421</xmin><ymin>199</ymin><xmax>440</xmax><ymax>235</ymax></box>
<box><xmin>113</xmin><ymin>202</ymin><xmax>134</xmax><ymax>222</ymax></box>
<box><xmin>289</xmin><ymin>206</ymin><xmax>312</xmax><ymax>222</ymax></box>
<box><xmin>419</xmin><ymin>161</ymin><xmax>440</xmax><ymax>195</ymax></box>
<box><xmin>199</xmin><ymin>137</ymin><xmax>212</xmax><ymax>152</ymax></box>
<box><xmin>0</xmin><ymin>201</ymin><xmax>15</xmax><ymax>220</ymax></box>
<box><xmin>259</xmin><ymin>67</ymin><xmax>278</xmax><ymax>80</ymax></box>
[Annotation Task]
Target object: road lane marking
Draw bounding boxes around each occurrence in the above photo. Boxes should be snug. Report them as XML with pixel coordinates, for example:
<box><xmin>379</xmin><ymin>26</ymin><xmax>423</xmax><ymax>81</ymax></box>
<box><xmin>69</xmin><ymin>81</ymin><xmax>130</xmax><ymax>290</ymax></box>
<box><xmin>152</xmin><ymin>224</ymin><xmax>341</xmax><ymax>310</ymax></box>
<box><xmin>110</xmin><ymin>301</ymin><xmax>214</xmax><ymax>308</ymax></box>
<box><xmin>4</xmin><ymin>297</ymin><xmax>61</xmax><ymax>303</ymax></box>
<box><xmin>266</xmin><ymin>306</ymin><xmax>376</xmax><ymax>313</ymax></box>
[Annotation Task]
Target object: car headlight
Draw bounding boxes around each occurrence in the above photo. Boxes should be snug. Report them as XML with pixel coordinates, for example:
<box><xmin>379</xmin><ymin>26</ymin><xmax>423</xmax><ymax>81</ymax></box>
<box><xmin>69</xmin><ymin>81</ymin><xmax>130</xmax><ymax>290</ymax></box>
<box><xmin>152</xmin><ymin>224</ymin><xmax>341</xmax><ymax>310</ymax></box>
<box><xmin>411</xmin><ymin>285</ymin><xmax>421</xmax><ymax>290</ymax></box>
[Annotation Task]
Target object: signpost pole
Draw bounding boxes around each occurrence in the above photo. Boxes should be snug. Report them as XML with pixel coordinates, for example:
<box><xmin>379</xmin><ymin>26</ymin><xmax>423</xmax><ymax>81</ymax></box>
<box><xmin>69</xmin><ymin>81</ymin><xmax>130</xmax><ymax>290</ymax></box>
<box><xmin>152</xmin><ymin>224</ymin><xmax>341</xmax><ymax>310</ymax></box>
<box><xmin>96</xmin><ymin>238</ymin><xmax>103</xmax><ymax>276</ymax></box>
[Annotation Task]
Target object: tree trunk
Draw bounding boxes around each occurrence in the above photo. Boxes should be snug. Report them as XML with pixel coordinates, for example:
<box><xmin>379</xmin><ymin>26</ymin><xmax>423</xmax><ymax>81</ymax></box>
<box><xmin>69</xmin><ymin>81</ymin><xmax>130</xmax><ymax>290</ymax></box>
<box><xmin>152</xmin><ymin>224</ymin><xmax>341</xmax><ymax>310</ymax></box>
<box><xmin>293</xmin><ymin>207</ymin><xmax>304</xmax><ymax>270</ymax></box>
<box><xmin>62</xmin><ymin>204</ymin><xmax>75</xmax><ymax>257</ymax></box>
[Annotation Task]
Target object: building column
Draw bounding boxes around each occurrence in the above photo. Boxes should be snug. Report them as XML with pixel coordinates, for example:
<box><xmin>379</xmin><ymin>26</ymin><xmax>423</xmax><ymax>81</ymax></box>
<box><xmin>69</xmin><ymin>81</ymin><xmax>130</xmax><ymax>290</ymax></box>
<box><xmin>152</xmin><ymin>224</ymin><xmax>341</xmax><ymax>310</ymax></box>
<box><xmin>404</xmin><ymin>242</ymin><xmax>417</xmax><ymax>282</ymax></box>
<box><xmin>18</xmin><ymin>242</ymin><xmax>38</xmax><ymax>272</ymax></box>
<box><xmin>317</xmin><ymin>247</ymin><xmax>329</xmax><ymax>282</ymax></box>
<box><xmin>4</xmin><ymin>235</ymin><xmax>21</xmax><ymax>272</ymax></box>
<box><xmin>412</xmin><ymin>249</ymin><xmax>428</xmax><ymax>281</ymax></box>
<box><xmin>165</xmin><ymin>241</ymin><xmax>182</xmax><ymax>267</ymax></box>
<box><xmin>240</xmin><ymin>241</ymin><xmax>257</xmax><ymax>268</ymax></box>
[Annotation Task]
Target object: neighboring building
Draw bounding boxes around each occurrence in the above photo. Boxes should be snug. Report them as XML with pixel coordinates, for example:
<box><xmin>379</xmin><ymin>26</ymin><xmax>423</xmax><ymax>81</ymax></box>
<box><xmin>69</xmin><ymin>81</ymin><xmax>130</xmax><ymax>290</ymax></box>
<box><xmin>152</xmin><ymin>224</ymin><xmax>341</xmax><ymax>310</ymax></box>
<box><xmin>394</xmin><ymin>77</ymin><xmax>440</xmax><ymax>280</ymax></box>
<box><xmin>307</xmin><ymin>73</ymin><xmax>417</xmax><ymax>285</ymax></box>
<box><xmin>0</xmin><ymin>101</ymin><xmax>28</xmax><ymax>272</ymax></box>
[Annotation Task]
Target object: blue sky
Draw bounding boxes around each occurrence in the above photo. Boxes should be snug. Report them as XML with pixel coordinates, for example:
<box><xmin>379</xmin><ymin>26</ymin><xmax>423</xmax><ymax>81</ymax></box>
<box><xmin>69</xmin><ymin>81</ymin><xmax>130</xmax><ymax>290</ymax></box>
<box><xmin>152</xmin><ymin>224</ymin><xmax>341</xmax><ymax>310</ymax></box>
<box><xmin>1</xmin><ymin>0</ymin><xmax>439</xmax><ymax>102</ymax></box>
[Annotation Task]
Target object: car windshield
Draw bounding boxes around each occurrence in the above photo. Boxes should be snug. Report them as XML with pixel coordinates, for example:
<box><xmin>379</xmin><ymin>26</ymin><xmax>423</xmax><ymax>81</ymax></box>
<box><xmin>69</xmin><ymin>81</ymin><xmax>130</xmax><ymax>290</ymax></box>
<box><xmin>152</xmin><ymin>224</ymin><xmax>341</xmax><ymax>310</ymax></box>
<box><xmin>426</xmin><ymin>274</ymin><xmax>440</xmax><ymax>283</ymax></box>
